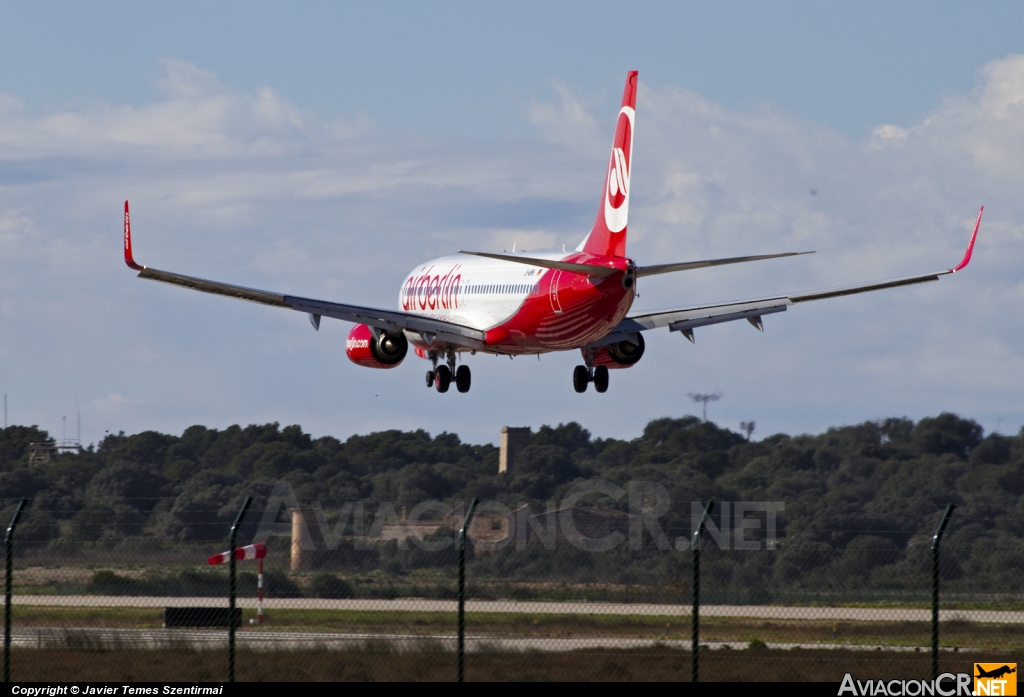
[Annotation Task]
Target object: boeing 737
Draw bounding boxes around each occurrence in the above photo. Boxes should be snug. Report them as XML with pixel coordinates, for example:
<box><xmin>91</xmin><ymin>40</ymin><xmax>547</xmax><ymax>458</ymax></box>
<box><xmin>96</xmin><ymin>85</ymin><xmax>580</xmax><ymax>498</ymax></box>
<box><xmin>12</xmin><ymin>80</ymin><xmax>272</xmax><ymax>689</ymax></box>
<box><xmin>123</xmin><ymin>71</ymin><xmax>982</xmax><ymax>394</ymax></box>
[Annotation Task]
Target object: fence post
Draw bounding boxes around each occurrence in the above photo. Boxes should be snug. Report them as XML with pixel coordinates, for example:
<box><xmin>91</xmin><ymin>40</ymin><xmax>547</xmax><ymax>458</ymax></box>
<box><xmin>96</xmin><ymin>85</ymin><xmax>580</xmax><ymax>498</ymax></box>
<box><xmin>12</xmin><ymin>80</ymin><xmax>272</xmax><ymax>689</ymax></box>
<box><xmin>4</xmin><ymin>499</ymin><xmax>25</xmax><ymax>683</ymax></box>
<box><xmin>931</xmin><ymin>503</ymin><xmax>954</xmax><ymax>681</ymax></box>
<box><xmin>228</xmin><ymin>496</ymin><xmax>253</xmax><ymax>684</ymax></box>
<box><xmin>692</xmin><ymin>499</ymin><xmax>714</xmax><ymax>683</ymax></box>
<box><xmin>457</xmin><ymin>498</ymin><xmax>478</xmax><ymax>683</ymax></box>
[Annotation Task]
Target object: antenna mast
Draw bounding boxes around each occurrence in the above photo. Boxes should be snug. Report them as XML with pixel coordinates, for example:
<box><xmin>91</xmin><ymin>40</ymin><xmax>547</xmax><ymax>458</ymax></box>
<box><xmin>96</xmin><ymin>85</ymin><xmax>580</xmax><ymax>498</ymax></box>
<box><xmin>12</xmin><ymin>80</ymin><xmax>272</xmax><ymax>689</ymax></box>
<box><xmin>687</xmin><ymin>392</ymin><xmax>722</xmax><ymax>423</ymax></box>
<box><xmin>50</xmin><ymin>410</ymin><xmax>82</xmax><ymax>456</ymax></box>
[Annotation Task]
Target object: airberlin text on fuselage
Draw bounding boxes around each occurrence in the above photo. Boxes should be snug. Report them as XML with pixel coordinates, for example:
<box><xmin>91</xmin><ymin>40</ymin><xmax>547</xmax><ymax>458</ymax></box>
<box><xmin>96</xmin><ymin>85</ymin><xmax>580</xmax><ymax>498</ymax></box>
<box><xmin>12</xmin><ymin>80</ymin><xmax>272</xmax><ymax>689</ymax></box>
<box><xmin>401</xmin><ymin>265</ymin><xmax>462</xmax><ymax>312</ymax></box>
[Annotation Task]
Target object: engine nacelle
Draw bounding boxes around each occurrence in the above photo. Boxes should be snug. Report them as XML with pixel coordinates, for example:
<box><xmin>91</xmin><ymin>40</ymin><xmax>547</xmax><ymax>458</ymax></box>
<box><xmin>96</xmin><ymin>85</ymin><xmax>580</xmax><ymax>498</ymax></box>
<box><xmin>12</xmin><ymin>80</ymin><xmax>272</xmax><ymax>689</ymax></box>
<box><xmin>346</xmin><ymin>324</ymin><xmax>408</xmax><ymax>369</ymax></box>
<box><xmin>588</xmin><ymin>333</ymin><xmax>645</xmax><ymax>369</ymax></box>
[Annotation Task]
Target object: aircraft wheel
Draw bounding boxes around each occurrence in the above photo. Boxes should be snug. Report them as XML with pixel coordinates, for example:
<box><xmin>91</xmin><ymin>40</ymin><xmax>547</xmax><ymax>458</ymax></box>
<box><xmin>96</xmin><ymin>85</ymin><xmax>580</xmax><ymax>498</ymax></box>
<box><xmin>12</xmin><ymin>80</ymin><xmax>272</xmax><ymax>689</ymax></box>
<box><xmin>425</xmin><ymin>370</ymin><xmax>435</xmax><ymax>388</ymax></box>
<box><xmin>455</xmin><ymin>365</ymin><xmax>471</xmax><ymax>393</ymax></box>
<box><xmin>435</xmin><ymin>365</ymin><xmax>451</xmax><ymax>393</ymax></box>
<box><xmin>593</xmin><ymin>366</ymin><xmax>609</xmax><ymax>393</ymax></box>
<box><xmin>572</xmin><ymin>365</ymin><xmax>589</xmax><ymax>393</ymax></box>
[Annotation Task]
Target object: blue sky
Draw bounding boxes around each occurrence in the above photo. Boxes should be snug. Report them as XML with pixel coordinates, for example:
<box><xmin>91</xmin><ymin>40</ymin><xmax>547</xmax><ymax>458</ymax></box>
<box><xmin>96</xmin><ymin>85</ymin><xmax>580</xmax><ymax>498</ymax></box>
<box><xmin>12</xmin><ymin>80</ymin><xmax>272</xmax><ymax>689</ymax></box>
<box><xmin>2</xmin><ymin>2</ymin><xmax>1024</xmax><ymax>446</ymax></box>
<box><xmin>4</xmin><ymin>2</ymin><xmax>1024</xmax><ymax>139</ymax></box>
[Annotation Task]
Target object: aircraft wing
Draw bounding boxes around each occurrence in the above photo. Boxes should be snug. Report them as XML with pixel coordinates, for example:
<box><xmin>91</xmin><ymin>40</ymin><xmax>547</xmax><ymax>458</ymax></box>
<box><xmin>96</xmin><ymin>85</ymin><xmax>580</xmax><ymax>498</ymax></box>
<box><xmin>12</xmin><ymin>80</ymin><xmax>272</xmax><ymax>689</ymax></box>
<box><xmin>122</xmin><ymin>202</ymin><xmax>486</xmax><ymax>349</ymax></box>
<box><xmin>600</xmin><ymin>207</ymin><xmax>983</xmax><ymax>344</ymax></box>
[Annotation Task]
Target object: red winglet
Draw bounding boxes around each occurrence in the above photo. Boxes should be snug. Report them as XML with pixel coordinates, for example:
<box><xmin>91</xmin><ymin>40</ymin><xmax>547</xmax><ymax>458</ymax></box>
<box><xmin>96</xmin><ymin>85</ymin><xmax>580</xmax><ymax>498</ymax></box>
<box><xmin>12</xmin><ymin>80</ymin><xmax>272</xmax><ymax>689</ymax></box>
<box><xmin>950</xmin><ymin>205</ymin><xmax>983</xmax><ymax>273</ymax></box>
<box><xmin>124</xmin><ymin>200</ymin><xmax>144</xmax><ymax>271</ymax></box>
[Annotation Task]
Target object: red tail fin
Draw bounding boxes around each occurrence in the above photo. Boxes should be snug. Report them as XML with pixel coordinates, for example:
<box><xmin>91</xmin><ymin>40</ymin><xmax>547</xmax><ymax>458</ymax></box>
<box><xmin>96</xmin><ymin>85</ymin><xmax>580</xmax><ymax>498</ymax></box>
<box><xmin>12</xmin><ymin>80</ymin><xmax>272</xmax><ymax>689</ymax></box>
<box><xmin>579</xmin><ymin>71</ymin><xmax>638</xmax><ymax>258</ymax></box>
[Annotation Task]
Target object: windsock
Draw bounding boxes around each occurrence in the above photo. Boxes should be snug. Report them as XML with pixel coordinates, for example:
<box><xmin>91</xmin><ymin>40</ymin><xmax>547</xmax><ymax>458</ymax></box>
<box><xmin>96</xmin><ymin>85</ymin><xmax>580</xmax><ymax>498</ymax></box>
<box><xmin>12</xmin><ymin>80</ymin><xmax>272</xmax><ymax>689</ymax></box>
<box><xmin>208</xmin><ymin>542</ymin><xmax>267</xmax><ymax>565</ymax></box>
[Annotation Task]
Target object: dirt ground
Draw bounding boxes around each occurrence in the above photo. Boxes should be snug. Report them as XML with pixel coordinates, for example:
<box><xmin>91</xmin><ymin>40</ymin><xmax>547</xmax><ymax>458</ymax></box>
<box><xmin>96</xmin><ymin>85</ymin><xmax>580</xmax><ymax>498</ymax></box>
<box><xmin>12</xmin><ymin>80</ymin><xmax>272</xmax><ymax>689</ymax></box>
<box><xmin>10</xmin><ymin>647</ymin><xmax>1018</xmax><ymax>682</ymax></box>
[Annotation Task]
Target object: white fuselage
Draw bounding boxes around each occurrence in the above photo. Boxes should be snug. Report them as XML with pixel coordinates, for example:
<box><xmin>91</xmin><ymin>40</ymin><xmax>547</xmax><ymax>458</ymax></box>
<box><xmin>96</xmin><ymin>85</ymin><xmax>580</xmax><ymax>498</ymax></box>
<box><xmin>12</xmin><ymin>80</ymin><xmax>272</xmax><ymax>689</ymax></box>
<box><xmin>398</xmin><ymin>252</ymin><xmax>565</xmax><ymax>331</ymax></box>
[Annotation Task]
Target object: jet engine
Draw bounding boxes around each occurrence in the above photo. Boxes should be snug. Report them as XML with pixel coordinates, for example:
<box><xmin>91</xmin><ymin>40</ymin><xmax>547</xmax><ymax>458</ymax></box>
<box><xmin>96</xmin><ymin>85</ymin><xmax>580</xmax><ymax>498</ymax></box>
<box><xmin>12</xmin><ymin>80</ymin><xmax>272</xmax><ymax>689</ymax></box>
<box><xmin>589</xmin><ymin>333</ymin><xmax>645</xmax><ymax>369</ymax></box>
<box><xmin>346</xmin><ymin>324</ymin><xmax>408</xmax><ymax>369</ymax></box>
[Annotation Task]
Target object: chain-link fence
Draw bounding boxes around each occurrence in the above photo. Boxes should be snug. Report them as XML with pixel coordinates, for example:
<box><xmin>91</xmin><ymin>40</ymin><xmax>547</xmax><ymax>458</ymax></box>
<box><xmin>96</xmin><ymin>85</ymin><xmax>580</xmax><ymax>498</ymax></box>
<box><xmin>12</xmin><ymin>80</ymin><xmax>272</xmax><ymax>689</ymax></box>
<box><xmin>1</xmin><ymin>491</ymin><xmax>1020</xmax><ymax>682</ymax></box>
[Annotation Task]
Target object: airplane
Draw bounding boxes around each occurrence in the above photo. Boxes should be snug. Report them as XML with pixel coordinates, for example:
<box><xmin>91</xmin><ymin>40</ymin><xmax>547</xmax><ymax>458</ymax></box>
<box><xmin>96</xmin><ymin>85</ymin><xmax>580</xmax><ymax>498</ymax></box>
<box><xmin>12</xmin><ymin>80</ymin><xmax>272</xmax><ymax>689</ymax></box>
<box><xmin>122</xmin><ymin>71</ymin><xmax>983</xmax><ymax>394</ymax></box>
<box><xmin>976</xmin><ymin>665</ymin><xmax>1016</xmax><ymax>680</ymax></box>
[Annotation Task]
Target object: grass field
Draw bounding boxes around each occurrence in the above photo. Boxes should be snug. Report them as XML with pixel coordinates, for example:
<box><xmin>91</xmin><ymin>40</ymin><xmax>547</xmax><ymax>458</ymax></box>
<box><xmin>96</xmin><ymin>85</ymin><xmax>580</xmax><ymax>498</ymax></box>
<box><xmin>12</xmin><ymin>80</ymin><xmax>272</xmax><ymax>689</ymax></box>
<box><xmin>9</xmin><ymin>606</ymin><xmax>1022</xmax><ymax>650</ymax></box>
<box><xmin>8</xmin><ymin>646</ymin><xmax>1017</xmax><ymax>682</ymax></box>
<box><xmin>12</xmin><ymin>563</ymin><xmax>1024</xmax><ymax>608</ymax></box>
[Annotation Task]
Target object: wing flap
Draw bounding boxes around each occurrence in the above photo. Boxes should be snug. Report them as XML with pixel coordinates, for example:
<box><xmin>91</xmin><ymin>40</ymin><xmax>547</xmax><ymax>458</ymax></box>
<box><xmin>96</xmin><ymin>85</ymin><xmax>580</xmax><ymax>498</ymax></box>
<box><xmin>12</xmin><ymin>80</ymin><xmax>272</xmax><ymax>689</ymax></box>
<box><xmin>285</xmin><ymin>296</ymin><xmax>486</xmax><ymax>345</ymax></box>
<box><xmin>623</xmin><ymin>298</ymin><xmax>792</xmax><ymax>333</ymax></box>
<box><xmin>667</xmin><ymin>303</ymin><xmax>789</xmax><ymax>332</ymax></box>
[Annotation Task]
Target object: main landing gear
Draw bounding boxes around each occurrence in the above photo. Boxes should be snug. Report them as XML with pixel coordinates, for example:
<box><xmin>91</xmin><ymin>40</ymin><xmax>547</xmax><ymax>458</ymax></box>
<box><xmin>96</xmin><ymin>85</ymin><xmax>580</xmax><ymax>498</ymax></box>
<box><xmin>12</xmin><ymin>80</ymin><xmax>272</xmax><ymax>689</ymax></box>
<box><xmin>426</xmin><ymin>351</ymin><xmax>471</xmax><ymax>394</ymax></box>
<box><xmin>573</xmin><ymin>364</ymin><xmax>609</xmax><ymax>393</ymax></box>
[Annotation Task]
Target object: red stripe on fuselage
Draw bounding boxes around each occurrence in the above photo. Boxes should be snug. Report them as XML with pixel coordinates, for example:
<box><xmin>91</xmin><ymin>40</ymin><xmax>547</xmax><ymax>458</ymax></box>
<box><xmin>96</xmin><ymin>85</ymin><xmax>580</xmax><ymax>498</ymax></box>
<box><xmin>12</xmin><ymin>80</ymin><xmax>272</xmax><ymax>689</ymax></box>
<box><xmin>488</xmin><ymin>253</ymin><xmax>633</xmax><ymax>352</ymax></box>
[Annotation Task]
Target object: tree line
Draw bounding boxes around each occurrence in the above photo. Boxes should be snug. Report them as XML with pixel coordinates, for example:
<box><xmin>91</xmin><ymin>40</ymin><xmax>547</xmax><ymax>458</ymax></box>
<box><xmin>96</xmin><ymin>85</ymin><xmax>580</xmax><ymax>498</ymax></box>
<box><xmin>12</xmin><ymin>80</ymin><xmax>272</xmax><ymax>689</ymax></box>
<box><xmin>0</xmin><ymin>412</ymin><xmax>1020</xmax><ymax>595</ymax></box>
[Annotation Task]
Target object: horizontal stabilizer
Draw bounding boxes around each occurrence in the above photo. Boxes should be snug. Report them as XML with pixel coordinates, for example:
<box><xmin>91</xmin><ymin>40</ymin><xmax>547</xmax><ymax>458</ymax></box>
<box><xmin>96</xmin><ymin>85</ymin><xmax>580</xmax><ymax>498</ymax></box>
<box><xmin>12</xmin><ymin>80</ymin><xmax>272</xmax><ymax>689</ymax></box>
<box><xmin>636</xmin><ymin>251</ymin><xmax>813</xmax><ymax>278</ymax></box>
<box><xmin>458</xmin><ymin>251</ymin><xmax>619</xmax><ymax>278</ymax></box>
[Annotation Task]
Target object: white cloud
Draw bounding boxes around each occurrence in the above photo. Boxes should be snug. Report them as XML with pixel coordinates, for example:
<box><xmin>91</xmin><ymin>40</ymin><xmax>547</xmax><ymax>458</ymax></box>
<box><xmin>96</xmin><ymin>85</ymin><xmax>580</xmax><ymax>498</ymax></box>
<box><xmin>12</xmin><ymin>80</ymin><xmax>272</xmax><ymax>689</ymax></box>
<box><xmin>869</xmin><ymin>124</ymin><xmax>908</xmax><ymax>144</ymax></box>
<box><xmin>483</xmin><ymin>228</ymin><xmax>561</xmax><ymax>254</ymax></box>
<box><xmin>88</xmin><ymin>393</ymin><xmax>138</xmax><ymax>414</ymax></box>
<box><xmin>528</xmin><ymin>79</ymin><xmax>603</xmax><ymax>152</ymax></box>
<box><xmin>0</xmin><ymin>59</ymin><xmax>364</xmax><ymax>161</ymax></box>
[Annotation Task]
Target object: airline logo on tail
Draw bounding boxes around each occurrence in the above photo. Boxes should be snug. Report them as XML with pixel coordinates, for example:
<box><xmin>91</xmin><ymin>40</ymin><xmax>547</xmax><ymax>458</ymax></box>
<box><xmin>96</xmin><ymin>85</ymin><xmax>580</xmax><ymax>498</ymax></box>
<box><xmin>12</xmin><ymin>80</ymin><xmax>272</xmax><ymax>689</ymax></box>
<box><xmin>604</xmin><ymin>106</ymin><xmax>634</xmax><ymax>234</ymax></box>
